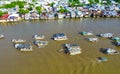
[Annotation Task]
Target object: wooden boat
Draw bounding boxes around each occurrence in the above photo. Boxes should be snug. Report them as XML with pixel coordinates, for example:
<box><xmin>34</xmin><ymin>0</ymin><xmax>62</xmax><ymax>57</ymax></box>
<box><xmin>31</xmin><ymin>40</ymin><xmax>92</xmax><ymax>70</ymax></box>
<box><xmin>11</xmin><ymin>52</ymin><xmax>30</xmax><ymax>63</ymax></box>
<box><xmin>12</xmin><ymin>39</ymin><xmax>26</xmax><ymax>43</ymax></box>
<box><xmin>53</xmin><ymin>33</ymin><xmax>68</xmax><ymax>41</ymax></box>
<box><xmin>97</xmin><ymin>57</ymin><xmax>108</xmax><ymax>62</ymax></box>
<box><xmin>101</xmin><ymin>48</ymin><xmax>119</xmax><ymax>55</ymax></box>
<box><xmin>112</xmin><ymin>37</ymin><xmax>120</xmax><ymax>42</ymax></box>
<box><xmin>81</xmin><ymin>31</ymin><xmax>93</xmax><ymax>36</ymax></box>
<box><xmin>88</xmin><ymin>38</ymin><xmax>98</xmax><ymax>42</ymax></box>
<box><xmin>99</xmin><ymin>33</ymin><xmax>113</xmax><ymax>38</ymax></box>
<box><xmin>65</xmin><ymin>44</ymin><xmax>82</xmax><ymax>55</ymax></box>
<box><xmin>33</xmin><ymin>34</ymin><xmax>45</xmax><ymax>40</ymax></box>
<box><xmin>34</xmin><ymin>40</ymin><xmax>48</xmax><ymax>48</ymax></box>
<box><xmin>15</xmin><ymin>44</ymin><xmax>33</xmax><ymax>51</ymax></box>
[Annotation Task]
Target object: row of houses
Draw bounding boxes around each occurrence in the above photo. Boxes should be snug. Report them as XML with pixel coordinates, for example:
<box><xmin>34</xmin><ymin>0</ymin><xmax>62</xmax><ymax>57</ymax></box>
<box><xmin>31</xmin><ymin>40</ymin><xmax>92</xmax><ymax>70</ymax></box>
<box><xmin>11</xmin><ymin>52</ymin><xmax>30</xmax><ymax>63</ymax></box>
<box><xmin>0</xmin><ymin>0</ymin><xmax>120</xmax><ymax>22</ymax></box>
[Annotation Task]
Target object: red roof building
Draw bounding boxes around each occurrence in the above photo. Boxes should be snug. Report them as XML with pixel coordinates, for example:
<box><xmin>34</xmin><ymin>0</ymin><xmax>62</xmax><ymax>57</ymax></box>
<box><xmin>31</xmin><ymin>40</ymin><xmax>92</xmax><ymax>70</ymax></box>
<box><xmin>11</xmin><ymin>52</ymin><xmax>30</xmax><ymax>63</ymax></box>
<box><xmin>0</xmin><ymin>14</ymin><xmax>9</xmax><ymax>19</ymax></box>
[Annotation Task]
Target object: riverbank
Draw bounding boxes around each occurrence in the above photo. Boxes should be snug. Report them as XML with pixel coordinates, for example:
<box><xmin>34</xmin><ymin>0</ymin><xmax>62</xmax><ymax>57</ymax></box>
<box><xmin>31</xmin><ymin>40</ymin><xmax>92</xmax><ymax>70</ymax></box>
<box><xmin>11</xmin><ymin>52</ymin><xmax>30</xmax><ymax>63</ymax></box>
<box><xmin>0</xmin><ymin>15</ymin><xmax>120</xmax><ymax>23</ymax></box>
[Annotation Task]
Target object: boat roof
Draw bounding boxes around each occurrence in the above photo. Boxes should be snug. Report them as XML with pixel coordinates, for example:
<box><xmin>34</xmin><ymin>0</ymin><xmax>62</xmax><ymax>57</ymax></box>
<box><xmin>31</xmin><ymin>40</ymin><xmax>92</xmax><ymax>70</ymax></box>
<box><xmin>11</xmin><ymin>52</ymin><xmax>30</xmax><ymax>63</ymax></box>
<box><xmin>17</xmin><ymin>44</ymin><xmax>31</xmax><ymax>48</ymax></box>
<box><xmin>66</xmin><ymin>44</ymin><xmax>80</xmax><ymax>50</ymax></box>
<box><xmin>54</xmin><ymin>33</ymin><xmax>66</xmax><ymax>37</ymax></box>
<box><xmin>112</xmin><ymin>37</ymin><xmax>120</xmax><ymax>40</ymax></box>
<box><xmin>105</xmin><ymin>48</ymin><xmax>117</xmax><ymax>52</ymax></box>
<box><xmin>116</xmin><ymin>42</ymin><xmax>120</xmax><ymax>45</ymax></box>
<box><xmin>0</xmin><ymin>14</ymin><xmax>9</xmax><ymax>19</ymax></box>
<box><xmin>35</xmin><ymin>40</ymin><xmax>48</xmax><ymax>44</ymax></box>
<box><xmin>97</xmin><ymin>57</ymin><xmax>107</xmax><ymax>61</ymax></box>
<box><xmin>34</xmin><ymin>34</ymin><xmax>44</xmax><ymax>36</ymax></box>
<box><xmin>102</xmin><ymin>33</ymin><xmax>113</xmax><ymax>35</ymax></box>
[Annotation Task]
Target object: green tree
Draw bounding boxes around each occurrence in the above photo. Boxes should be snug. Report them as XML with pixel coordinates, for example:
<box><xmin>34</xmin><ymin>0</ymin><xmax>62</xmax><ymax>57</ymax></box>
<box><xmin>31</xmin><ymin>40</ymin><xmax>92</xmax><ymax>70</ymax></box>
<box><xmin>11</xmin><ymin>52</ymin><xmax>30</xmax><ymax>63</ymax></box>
<box><xmin>58</xmin><ymin>6</ymin><xmax>69</xmax><ymax>13</ymax></box>
<box><xmin>88</xmin><ymin>0</ymin><xmax>94</xmax><ymax>4</ymax></box>
<box><xmin>69</xmin><ymin>0</ymin><xmax>79</xmax><ymax>3</ymax></box>
<box><xmin>19</xmin><ymin>8</ymin><xmax>29</xmax><ymax>14</ymax></box>
<box><xmin>5</xmin><ymin>3</ymin><xmax>16</xmax><ymax>8</ymax></box>
<box><xmin>74</xmin><ymin>0</ymin><xmax>79</xmax><ymax>3</ymax></box>
<box><xmin>17</xmin><ymin>1</ymin><xmax>25</xmax><ymax>8</ymax></box>
<box><xmin>0</xmin><ymin>1</ymin><xmax>26</xmax><ymax>9</ymax></box>
<box><xmin>116</xmin><ymin>0</ymin><xmax>120</xmax><ymax>3</ymax></box>
<box><xmin>35</xmin><ymin>6</ymin><xmax>42</xmax><ymax>18</ymax></box>
<box><xmin>0</xmin><ymin>11</ymin><xmax>7</xmax><ymax>17</ymax></box>
<box><xmin>0</xmin><ymin>11</ymin><xmax>4</xmax><ymax>17</ymax></box>
<box><xmin>94</xmin><ymin>0</ymin><xmax>99</xmax><ymax>3</ymax></box>
<box><xmin>69</xmin><ymin>0</ymin><xmax>73</xmax><ymax>2</ymax></box>
<box><xmin>32</xmin><ymin>0</ymin><xmax>36</xmax><ymax>2</ymax></box>
<box><xmin>28</xmin><ymin>4</ymin><xmax>34</xmax><ymax>11</ymax></box>
<box><xmin>19</xmin><ymin>8</ymin><xmax>29</xmax><ymax>20</ymax></box>
<box><xmin>49</xmin><ymin>2</ymin><xmax>55</xmax><ymax>7</ymax></box>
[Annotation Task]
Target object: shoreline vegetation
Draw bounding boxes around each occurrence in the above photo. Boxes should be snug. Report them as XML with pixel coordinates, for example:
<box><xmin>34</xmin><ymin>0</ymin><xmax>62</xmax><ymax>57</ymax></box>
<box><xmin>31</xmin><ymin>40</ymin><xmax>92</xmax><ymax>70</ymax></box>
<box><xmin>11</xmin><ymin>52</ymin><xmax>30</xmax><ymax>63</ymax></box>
<box><xmin>0</xmin><ymin>0</ymin><xmax>120</xmax><ymax>22</ymax></box>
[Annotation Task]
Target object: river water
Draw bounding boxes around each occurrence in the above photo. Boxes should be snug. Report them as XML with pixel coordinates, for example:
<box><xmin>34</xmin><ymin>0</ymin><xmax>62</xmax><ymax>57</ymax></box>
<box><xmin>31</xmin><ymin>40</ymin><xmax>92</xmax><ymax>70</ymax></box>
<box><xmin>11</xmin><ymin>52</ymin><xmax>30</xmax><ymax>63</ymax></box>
<box><xmin>0</xmin><ymin>18</ymin><xmax>120</xmax><ymax>74</ymax></box>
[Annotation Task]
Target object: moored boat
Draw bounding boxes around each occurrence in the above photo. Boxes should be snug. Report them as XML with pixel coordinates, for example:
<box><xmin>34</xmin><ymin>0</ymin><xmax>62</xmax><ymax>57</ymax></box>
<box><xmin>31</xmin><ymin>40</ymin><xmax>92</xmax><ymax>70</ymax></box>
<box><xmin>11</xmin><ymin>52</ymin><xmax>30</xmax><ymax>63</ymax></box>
<box><xmin>65</xmin><ymin>44</ymin><xmax>82</xmax><ymax>55</ymax></box>
<box><xmin>33</xmin><ymin>34</ymin><xmax>45</xmax><ymax>40</ymax></box>
<box><xmin>53</xmin><ymin>33</ymin><xmax>68</xmax><ymax>41</ymax></box>
<box><xmin>15</xmin><ymin>44</ymin><xmax>33</xmax><ymax>51</ymax></box>
<box><xmin>88</xmin><ymin>38</ymin><xmax>98</xmax><ymax>42</ymax></box>
<box><xmin>12</xmin><ymin>39</ymin><xmax>26</xmax><ymax>43</ymax></box>
<box><xmin>34</xmin><ymin>40</ymin><xmax>48</xmax><ymax>48</ymax></box>
<box><xmin>112</xmin><ymin>37</ymin><xmax>120</xmax><ymax>46</ymax></box>
<box><xmin>97</xmin><ymin>57</ymin><xmax>108</xmax><ymax>62</ymax></box>
<box><xmin>80</xmin><ymin>31</ymin><xmax>93</xmax><ymax>36</ymax></box>
<box><xmin>100</xmin><ymin>48</ymin><xmax>119</xmax><ymax>55</ymax></box>
<box><xmin>112</xmin><ymin>37</ymin><xmax>120</xmax><ymax>41</ymax></box>
<box><xmin>115</xmin><ymin>41</ymin><xmax>120</xmax><ymax>46</ymax></box>
<box><xmin>0</xmin><ymin>34</ymin><xmax>4</xmax><ymax>39</ymax></box>
<box><xmin>99</xmin><ymin>33</ymin><xmax>113</xmax><ymax>38</ymax></box>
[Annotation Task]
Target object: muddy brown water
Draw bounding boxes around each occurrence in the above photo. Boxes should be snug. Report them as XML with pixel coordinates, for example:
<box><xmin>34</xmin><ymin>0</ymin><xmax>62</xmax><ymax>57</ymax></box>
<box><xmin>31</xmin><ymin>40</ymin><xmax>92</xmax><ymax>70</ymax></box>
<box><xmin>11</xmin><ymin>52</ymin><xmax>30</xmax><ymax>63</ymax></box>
<box><xmin>0</xmin><ymin>18</ymin><xmax>120</xmax><ymax>74</ymax></box>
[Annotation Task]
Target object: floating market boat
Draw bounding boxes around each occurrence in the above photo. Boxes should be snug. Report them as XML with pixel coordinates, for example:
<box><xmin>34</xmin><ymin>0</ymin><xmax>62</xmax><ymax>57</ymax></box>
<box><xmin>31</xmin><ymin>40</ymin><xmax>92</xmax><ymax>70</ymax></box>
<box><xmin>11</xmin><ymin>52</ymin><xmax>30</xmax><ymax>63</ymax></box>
<box><xmin>112</xmin><ymin>37</ymin><xmax>120</xmax><ymax>46</ymax></box>
<box><xmin>99</xmin><ymin>33</ymin><xmax>113</xmax><ymax>38</ymax></box>
<box><xmin>80</xmin><ymin>31</ymin><xmax>93</xmax><ymax>36</ymax></box>
<box><xmin>88</xmin><ymin>38</ymin><xmax>98</xmax><ymax>42</ymax></box>
<box><xmin>53</xmin><ymin>33</ymin><xmax>68</xmax><ymax>41</ymax></box>
<box><xmin>12</xmin><ymin>39</ymin><xmax>26</xmax><ymax>43</ymax></box>
<box><xmin>97</xmin><ymin>57</ymin><xmax>108</xmax><ymax>62</ymax></box>
<box><xmin>65</xmin><ymin>44</ymin><xmax>82</xmax><ymax>55</ymax></box>
<box><xmin>112</xmin><ymin>37</ymin><xmax>120</xmax><ymax>42</ymax></box>
<box><xmin>15</xmin><ymin>44</ymin><xmax>33</xmax><ymax>51</ymax></box>
<box><xmin>101</xmin><ymin>48</ymin><xmax>119</xmax><ymax>55</ymax></box>
<box><xmin>33</xmin><ymin>34</ymin><xmax>45</xmax><ymax>40</ymax></box>
<box><xmin>34</xmin><ymin>40</ymin><xmax>48</xmax><ymax>48</ymax></box>
<box><xmin>115</xmin><ymin>42</ymin><xmax>120</xmax><ymax>46</ymax></box>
